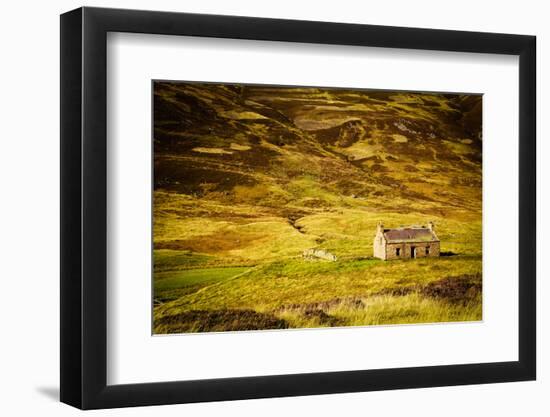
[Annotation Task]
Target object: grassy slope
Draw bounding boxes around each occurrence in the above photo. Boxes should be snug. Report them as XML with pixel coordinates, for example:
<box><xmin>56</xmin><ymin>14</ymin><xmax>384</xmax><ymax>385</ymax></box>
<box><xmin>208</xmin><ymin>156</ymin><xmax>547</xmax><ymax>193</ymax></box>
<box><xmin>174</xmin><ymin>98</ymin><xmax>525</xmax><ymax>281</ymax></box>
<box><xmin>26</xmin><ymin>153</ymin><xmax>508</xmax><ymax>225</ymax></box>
<box><xmin>152</xmin><ymin>82</ymin><xmax>483</xmax><ymax>333</ymax></box>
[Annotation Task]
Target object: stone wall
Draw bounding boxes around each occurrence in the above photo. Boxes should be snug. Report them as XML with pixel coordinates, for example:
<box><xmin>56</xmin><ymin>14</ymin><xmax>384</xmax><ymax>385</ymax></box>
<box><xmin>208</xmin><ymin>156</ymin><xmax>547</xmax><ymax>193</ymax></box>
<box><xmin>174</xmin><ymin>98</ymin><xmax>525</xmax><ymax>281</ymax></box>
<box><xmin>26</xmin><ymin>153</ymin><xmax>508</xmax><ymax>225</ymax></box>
<box><xmin>373</xmin><ymin>233</ymin><xmax>386</xmax><ymax>259</ymax></box>
<box><xmin>303</xmin><ymin>248</ymin><xmax>338</xmax><ymax>261</ymax></box>
<box><xmin>384</xmin><ymin>241</ymin><xmax>440</xmax><ymax>260</ymax></box>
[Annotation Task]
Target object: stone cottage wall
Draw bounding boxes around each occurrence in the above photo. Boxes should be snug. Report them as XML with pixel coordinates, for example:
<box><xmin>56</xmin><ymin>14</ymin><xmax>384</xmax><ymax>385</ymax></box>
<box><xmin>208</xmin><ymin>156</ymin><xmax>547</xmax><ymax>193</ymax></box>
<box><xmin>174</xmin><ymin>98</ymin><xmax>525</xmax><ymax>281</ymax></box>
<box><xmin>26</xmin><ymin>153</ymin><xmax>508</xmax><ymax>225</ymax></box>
<box><xmin>384</xmin><ymin>241</ymin><xmax>440</xmax><ymax>260</ymax></box>
<box><xmin>373</xmin><ymin>233</ymin><xmax>386</xmax><ymax>259</ymax></box>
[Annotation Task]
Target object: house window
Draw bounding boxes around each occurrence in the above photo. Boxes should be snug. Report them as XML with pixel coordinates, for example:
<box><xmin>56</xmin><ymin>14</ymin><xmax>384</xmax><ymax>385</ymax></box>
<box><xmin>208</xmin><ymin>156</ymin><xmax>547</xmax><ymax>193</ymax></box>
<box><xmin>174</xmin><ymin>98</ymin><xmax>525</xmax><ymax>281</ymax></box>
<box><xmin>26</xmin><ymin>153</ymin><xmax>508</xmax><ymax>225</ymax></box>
<box><xmin>396</xmin><ymin>248</ymin><xmax>400</xmax><ymax>256</ymax></box>
<box><xmin>425</xmin><ymin>246</ymin><xmax>430</xmax><ymax>255</ymax></box>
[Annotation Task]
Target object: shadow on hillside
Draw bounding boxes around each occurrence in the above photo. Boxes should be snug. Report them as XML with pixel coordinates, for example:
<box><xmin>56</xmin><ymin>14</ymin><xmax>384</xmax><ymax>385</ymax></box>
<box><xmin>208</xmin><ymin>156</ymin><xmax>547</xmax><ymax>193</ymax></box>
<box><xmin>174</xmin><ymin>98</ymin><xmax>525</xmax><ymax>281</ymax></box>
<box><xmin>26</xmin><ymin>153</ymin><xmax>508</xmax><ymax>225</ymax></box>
<box><xmin>440</xmin><ymin>251</ymin><xmax>458</xmax><ymax>257</ymax></box>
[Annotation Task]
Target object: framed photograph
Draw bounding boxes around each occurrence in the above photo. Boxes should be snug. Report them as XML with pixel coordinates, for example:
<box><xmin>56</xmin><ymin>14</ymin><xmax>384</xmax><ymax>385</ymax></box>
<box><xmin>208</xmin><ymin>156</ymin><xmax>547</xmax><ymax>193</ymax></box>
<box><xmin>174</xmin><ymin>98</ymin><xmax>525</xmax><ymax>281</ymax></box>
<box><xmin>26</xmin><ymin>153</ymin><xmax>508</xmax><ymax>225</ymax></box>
<box><xmin>60</xmin><ymin>6</ymin><xmax>536</xmax><ymax>409</ymax></box>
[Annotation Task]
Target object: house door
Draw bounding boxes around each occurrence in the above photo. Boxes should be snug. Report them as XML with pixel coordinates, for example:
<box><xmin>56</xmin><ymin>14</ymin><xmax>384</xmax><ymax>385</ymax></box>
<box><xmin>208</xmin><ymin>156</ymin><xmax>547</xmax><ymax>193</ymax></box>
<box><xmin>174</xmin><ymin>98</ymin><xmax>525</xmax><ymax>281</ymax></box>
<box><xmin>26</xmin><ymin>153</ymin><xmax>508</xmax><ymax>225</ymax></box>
<box><xmin>411</xmin><ymin>246</ymin><xmax>416</xmax><ymax>258</ymax></box>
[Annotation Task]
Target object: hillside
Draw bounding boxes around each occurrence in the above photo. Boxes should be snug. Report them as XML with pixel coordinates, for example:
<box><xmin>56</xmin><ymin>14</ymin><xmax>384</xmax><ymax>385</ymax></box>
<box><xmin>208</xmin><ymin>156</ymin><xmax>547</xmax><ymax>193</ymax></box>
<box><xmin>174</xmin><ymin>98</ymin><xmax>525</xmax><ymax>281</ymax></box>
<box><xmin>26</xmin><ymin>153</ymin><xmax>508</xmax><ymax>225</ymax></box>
<box><xmin>152</xmin><ymin>81</ymin><xmax>482</xmax><ymax>333</ymax></box>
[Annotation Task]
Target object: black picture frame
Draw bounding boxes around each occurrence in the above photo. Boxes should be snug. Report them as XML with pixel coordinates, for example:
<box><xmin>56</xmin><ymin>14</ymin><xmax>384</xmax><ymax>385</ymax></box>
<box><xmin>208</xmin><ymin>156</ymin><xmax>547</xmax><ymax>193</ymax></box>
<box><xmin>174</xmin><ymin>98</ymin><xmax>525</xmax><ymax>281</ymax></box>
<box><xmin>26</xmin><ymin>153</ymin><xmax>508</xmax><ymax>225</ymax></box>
<box><xmin>60</xmin><ymin>6</ymin><xmax>536</xmax><ymax>410</ymax></box>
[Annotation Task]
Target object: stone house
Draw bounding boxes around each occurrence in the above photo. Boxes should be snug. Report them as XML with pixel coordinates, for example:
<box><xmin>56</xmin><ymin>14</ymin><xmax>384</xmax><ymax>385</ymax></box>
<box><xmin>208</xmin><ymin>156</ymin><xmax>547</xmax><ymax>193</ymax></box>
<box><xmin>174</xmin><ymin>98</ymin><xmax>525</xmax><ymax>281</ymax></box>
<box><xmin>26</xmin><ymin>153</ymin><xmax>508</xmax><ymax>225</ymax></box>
<box><xmin>373</xmin><ymin>222</ymin><xmax>440</xmax><ymax>260</ymax></box>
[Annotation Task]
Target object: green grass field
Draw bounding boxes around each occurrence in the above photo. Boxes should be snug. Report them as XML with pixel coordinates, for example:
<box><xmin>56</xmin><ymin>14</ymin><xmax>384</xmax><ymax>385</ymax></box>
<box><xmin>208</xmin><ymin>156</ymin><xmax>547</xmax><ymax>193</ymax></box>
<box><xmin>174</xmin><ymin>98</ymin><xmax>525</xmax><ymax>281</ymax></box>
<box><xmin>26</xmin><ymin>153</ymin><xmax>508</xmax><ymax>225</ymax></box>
<box><xmin>153</xmin><ymin>199</ymin><xmax>482</xmax><ymax>333</ymax></box>
<box><xmin>152</xmin><ymin>82</ymin><xmax>483</xmax><ymax>334</ymax></box>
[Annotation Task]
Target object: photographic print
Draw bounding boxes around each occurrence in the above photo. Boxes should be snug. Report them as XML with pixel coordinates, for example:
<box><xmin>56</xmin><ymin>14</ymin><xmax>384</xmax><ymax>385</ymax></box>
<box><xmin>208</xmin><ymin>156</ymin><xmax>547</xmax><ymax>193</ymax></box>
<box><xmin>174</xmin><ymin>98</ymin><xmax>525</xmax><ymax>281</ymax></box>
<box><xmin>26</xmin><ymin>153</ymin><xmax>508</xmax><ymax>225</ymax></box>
<box><xmin>152</xmin><ymin>81</ymin><xmax>482</xmax><ymax>334</ymax></box>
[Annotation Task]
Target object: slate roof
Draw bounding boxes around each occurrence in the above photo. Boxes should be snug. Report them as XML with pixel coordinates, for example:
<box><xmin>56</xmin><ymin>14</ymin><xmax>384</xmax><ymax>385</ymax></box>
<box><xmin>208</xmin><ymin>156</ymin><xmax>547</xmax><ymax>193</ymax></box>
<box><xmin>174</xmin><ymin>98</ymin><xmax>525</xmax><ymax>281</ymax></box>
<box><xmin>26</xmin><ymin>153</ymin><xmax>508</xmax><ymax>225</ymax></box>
<box><xmin>383</xmin><ymin>227</ymin><xmax>438</xmax><ymax>243</ymax></box>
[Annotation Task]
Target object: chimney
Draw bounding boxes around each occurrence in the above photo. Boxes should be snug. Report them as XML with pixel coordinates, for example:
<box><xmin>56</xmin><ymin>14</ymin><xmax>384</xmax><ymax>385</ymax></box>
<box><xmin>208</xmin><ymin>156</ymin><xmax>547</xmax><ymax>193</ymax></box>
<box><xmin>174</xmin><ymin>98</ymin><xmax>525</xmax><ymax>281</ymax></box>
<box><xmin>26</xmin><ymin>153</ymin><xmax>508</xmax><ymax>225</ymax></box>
<box><xmin>377</xmin><ymin>221</ymin><xmax>384</xmax><ymax>234</ymax></box>
<box><xmin>427</xmin><ymin>221</ymin><xmax>434</xmax><ymax>231</ymax></box>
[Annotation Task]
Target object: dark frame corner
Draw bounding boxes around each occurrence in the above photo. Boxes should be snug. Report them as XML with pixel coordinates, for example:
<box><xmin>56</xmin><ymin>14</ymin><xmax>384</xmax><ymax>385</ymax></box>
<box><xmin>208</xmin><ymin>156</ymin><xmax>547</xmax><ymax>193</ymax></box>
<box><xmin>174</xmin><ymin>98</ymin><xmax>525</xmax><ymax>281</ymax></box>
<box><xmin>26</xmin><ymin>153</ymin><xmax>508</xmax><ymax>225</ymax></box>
<box><xmin>61</xmin><ymin>6</ymin><xmax>536</xmax><ymax>410</ymax></box>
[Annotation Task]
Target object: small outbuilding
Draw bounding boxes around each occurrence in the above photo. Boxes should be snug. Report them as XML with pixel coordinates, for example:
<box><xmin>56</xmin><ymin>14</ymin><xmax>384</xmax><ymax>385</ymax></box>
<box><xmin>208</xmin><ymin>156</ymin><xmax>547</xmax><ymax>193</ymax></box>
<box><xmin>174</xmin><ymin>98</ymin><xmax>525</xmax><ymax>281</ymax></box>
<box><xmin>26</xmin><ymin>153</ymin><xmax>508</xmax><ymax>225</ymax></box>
<box><xmin>373</xmin><ymin>222</ymin><xmax>440</xmax><ymax>260</ymax></box>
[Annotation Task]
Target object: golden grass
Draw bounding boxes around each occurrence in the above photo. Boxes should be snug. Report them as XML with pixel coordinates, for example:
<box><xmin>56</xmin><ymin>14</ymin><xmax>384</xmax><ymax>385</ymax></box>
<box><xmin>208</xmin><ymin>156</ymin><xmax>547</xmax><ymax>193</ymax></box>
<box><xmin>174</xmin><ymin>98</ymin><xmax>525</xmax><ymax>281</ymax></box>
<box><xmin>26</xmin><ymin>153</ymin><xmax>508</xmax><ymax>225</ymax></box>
<box><xmin>192</xmin><ymin>147</ymin><xmax>233</xmax><ymax>155</ymax></box>
<box><xmin>278</xmin><ymin>293</ymin><xmax>481</xmax><ymax>328</ymax></box>
<box><xmin>230</xmin><ymin>143</ymin><xmax>252</xmax><ymax>151</ymax></box>
<box><xmin>153</xmin><ymin>187</ymin><xmax>482</xmax><ymax>333</ymax></box>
